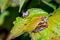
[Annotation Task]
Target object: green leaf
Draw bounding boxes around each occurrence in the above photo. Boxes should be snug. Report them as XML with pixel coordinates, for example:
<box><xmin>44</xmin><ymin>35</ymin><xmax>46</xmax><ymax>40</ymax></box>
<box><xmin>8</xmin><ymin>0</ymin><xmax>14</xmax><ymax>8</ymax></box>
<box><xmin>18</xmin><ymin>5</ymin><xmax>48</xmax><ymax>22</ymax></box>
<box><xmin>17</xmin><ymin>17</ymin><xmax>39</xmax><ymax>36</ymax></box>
<box><xmin>48</xmin><ymin>8</ymin><xmax>60</xmax><ymax>36</ymax></box>
<box><xmin>0</xmin><ymin>0</ymin><xmax>9</xmax><ymax>11</ymax></box>
<box><xmin>42</xmin><ymin>0</ymin><xmax>56</xmax><ymax>10</ymax></box>
<box><xmin>0</xmin><ymin>11</ymin><xmax>9</xmax><ymax>26</ymax></box>
<box><xmin>10</xmin><ymin>0</ymin><xmax>19</xmax><ymax>7</ymax></box>
<box><xmin>55</xmin><ymin>0</ymin><xmax>60</xmax><ymax>4</ymax></box>
<box><xmin>10</xmin><ymin>17</ymin><xmax>27</xmax><ymax>38</ymax></box>
<box><xmin>19</xmin><ymin>0</ymin><xmax>26</xmax><ymax>12</ymax></box>
<box><xmin>42</xmin><ymin>0</ymin><xmax>52</xmax><ymax>2</ymax></box>
<box><xmin>27</xmin><ymin>8</ymin><xmax>48</xmax><ymax>19</ymax></box>
<box><xmin>9</xmin><ymin>8</ymin><xmax>48</xmax><ymax>39</ymax></box>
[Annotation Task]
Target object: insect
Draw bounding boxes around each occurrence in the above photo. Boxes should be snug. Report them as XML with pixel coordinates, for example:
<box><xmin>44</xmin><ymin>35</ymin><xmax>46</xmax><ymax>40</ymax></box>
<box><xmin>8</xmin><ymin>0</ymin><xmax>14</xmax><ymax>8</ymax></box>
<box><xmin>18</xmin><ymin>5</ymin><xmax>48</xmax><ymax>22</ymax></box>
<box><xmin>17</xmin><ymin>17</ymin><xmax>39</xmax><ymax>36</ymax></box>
<box><xmin>33</xmin><ymin>17</ymin><xmax>48</xmax><ymax>33</ymax></box>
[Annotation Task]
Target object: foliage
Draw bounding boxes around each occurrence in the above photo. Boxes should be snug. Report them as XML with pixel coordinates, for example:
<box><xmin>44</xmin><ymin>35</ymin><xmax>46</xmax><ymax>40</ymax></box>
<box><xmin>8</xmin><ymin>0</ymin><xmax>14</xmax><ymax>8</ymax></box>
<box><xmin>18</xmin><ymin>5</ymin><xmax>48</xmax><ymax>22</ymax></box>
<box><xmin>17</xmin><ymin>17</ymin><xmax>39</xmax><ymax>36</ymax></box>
<box><xmin>0</xmin><ymin>0</ymin><xmax>60</xmax><ymax>40</ymax></box>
